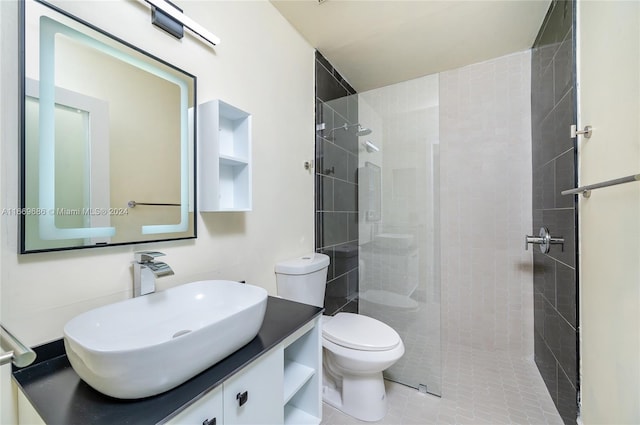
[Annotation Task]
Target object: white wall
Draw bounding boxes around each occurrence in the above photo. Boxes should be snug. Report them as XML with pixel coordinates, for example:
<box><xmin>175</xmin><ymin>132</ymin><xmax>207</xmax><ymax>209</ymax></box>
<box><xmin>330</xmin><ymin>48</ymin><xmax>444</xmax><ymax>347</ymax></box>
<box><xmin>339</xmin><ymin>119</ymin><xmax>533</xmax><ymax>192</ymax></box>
<box><xmin>0</xmin><ymin>2</ymin><xmax>11</xmax><ymax>423</ymax></box>
<box><xmin>578</xmin><ymin>1</ymin><xmax>640</xmax><ymax>422</ymax></box>
<box><xmin>0</xmin><ymin>0</ymin><xmax>314</xmax><ymax>420</ymax></box>
<box><xmin>440</xmin><ymin>51</ymin><xmax>533</xmax><ymax>355</ymax></box>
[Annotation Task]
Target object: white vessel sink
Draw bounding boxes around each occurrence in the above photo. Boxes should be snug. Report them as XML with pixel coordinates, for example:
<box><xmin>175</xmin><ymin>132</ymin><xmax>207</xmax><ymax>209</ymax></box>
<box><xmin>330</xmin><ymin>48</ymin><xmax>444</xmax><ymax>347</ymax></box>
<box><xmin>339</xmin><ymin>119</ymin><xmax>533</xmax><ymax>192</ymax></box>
<box><xmin>63</xmin><ymin>280</ymin><xmax>268</xmax><ymax>399</ymax></box>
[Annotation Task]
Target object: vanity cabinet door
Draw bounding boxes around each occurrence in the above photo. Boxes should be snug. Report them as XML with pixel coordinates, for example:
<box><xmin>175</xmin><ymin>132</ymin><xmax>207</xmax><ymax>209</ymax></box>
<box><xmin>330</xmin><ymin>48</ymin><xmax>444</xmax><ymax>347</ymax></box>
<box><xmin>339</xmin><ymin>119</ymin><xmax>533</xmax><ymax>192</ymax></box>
<box><xmin>166</xmin><ymin>385</ymin><xmax>223</xmax><ymax>425</ymax></box>
<box><xmin>223</xmin><ymin>346</ymin><xmax>284</xmax><ymax>425</ymax></box>
<box><xmin>17</xmin><ymin>390</ymin><xmax>46</xmax><ymax>425</ymax></box>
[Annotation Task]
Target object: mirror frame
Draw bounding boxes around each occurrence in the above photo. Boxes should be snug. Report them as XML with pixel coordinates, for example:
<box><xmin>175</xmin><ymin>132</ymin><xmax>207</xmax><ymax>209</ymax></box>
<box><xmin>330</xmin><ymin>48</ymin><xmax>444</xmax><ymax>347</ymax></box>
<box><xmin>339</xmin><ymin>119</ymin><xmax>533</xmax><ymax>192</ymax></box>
<box><xmin>19</xmin><ymin>0</ymin><xmax>198</xmax><ymax>254</ymax></box>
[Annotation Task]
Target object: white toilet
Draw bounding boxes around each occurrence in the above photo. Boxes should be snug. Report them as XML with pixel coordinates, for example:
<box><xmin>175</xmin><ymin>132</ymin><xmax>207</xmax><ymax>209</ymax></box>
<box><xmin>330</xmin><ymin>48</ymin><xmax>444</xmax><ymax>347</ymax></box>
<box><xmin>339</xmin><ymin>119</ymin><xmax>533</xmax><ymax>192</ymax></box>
<box><xmin>275</xmin><ymin>253</ymin><xmax>405</xmax><ymax>422</ymax></box>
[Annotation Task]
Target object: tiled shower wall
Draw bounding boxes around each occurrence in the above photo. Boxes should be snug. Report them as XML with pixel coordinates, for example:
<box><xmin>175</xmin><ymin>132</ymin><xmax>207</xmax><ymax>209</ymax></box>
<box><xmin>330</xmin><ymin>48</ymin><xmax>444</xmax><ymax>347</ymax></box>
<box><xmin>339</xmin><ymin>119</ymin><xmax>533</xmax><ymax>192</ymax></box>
<box><xmin>531</xmin><ymin>1</ymin><xmax>579</xmax><ymax>423</ymax></box>
<box><xmin>315</xmin><ymin>51</ymin><xmax>359</xmax><ymax>315</ymax></box>
<box><xmin>440</xmin><ymin>51</ymin><xmax>534</xmax><ymax>355</ymax></box>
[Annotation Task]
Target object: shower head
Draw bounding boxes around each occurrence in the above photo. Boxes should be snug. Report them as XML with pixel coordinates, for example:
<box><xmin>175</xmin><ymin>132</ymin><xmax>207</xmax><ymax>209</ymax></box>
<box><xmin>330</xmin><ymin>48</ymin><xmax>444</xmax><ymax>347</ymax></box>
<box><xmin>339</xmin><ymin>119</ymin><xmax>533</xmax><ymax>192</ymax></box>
<box><xmin>363</xmin><ymin>140</ymin><xmax>380</xmax><ymax>153</ymax></box>
<box><xmin>356</xmin><ymin>126</ymin><xmax>372</xmax><ymax>136</ymax></box>
<box><xmin>326</xmin><ymin>123</ymin><xmax>373</xmax><ymax>137</ymax></box>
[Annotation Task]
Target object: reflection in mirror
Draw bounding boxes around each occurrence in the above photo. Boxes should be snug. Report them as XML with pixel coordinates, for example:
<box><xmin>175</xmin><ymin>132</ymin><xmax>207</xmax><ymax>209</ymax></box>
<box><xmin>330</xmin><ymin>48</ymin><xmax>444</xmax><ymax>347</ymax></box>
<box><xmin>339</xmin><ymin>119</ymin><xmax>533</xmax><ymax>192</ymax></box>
<box><xmin>21</xmin><ymin>0</ymin><xmax>196</xmax><ymax>253</ymax></box>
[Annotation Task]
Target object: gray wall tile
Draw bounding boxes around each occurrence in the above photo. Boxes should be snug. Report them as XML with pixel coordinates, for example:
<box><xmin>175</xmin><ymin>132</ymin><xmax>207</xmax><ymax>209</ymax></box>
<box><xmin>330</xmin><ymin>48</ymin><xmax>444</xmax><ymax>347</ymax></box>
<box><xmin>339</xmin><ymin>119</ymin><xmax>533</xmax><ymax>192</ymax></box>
<box><xmin>554</xmin><ymin>29</ymin><xmax>574</xmax><ymax>104</ymax></box>
<box><xmin>556</xmin><ymin>263</ymin><xmax>576</xmax><ymax>327</ymax></box>
<box><xmin>555</xmin><ymin>150</ymin><xmax>576</xmax><ymax>208</ymax></box>
<box><xmin>557</xmin><ymin>368</ymin><xmax>578</xmax><ymax>423</ymax></box>
<box><xmin>315</xmin><ymin>51</ymin><xmax>359</xmax><ymax>315</ymax></box>
<box><xmin>531</xmin><ymin>2</ymin><xmax>578</xmax><ymax>422</ymax></box>
<box><xmin>316</xmin><ymin>174</ymin><xmax>334</xmax><ymax>212</ymax></box>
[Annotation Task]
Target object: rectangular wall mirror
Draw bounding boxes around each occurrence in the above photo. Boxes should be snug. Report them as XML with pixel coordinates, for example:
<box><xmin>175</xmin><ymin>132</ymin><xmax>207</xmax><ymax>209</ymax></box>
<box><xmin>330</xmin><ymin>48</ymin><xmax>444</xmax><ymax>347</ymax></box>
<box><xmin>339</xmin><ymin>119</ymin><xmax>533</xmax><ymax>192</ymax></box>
<box><xmin>20</xmin><ymin>0</ymin><xmax>197</xmax><ymax>253</ymax></box>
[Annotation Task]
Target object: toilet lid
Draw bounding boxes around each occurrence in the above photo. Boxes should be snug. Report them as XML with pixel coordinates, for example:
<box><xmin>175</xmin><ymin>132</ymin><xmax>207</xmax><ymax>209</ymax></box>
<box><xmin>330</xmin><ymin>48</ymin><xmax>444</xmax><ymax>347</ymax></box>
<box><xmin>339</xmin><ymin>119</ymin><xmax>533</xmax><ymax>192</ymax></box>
<box><xmin>322</xmin><ymin>313</ymin><xmax>400</xmax><ymax>351</ymax></box>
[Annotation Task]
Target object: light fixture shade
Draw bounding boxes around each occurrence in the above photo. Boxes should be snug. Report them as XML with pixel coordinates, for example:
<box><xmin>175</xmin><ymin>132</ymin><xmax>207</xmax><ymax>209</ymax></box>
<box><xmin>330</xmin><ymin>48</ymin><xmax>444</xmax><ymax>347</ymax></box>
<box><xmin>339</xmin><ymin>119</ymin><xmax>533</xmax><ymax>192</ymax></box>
<box><xmin>151</xmin><ymin>4</ymin><xmax>184</xmax><ymax>40</ymax></box>
<box><xmin>145</xmin><ymin>0</ymin><xmax>220</xmax><ymax>46</ymax></box>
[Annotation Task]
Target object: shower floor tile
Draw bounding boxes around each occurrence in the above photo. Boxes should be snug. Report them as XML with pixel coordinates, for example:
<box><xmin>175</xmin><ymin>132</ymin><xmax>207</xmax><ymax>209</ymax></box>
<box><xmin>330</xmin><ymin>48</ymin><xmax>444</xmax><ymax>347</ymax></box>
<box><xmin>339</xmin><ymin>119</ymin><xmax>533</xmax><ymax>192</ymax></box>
<box><xmin>320</xmin><ymin>343</ymin><xmax>564</xmax><ymax>425</ymax></box>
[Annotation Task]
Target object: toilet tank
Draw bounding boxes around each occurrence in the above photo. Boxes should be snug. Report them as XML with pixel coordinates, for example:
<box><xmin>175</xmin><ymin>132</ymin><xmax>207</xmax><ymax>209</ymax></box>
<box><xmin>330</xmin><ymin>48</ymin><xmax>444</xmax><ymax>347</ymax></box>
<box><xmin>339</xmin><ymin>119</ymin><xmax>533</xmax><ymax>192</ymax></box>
<box><xmin>275</xmin><ymin>253</ymin><xmax>330</xmax><ymax>307</ymax></box>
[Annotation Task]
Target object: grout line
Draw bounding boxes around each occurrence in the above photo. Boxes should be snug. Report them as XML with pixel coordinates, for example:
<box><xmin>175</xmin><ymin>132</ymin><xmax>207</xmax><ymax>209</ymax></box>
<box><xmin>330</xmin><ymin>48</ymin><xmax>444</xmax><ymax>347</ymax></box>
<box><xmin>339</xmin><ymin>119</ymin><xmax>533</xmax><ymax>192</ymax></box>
<box><xmin>537</xmin><ymin>83</ymin><xmax>575</xmax><ymax>127</ymax></box>
<box><xmin>315</xmin><ymin>173</ymin><xmax>358</xmax><ymax>185</ymax></box>
<box><xmin>537</xmin><ymin>207</ymin><xmax>575</xmax><ymax>211</ymax></box>
<box><xmin>536</xmin><ymin>147</ymin><xmax>575</xmax><ymax>169</ymax></box>
<box><xmin>542</xmin><ymin>253</ymin><xmax>575</xmax><ymax>270</ymax></box>
<box><xmin>317</xmin><ymin>136</ymin><xmax>359</xmax><ymax>159</ymax></box>
<box><xmin>316</xmin><ymin>210</ymin><xmax>358</xmax><ymax>214</ymax></box>
<box><xmin>327</xmin><ymin>267</ymin><xmax>359</xmax><ymax>284</ymax></box>
<box><xmin>317</xmin><ymin>240</ymin><xmax>359</xmax><ymax>252</ymax></box>
<box><xmin>316</xmin><ymin>98</ymin><xmax>351</xmax><ymax>126</ymax></box>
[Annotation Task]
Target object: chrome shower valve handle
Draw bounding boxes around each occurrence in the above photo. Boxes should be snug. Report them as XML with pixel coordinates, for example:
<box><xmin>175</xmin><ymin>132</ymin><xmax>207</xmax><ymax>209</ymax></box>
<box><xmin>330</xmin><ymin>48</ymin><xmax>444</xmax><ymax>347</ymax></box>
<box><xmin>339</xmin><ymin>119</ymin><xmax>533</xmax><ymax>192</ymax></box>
<box><xmin>525</xmin><ymin>227</ymin><xmax>564</xmax><ymax>253</ymax></box>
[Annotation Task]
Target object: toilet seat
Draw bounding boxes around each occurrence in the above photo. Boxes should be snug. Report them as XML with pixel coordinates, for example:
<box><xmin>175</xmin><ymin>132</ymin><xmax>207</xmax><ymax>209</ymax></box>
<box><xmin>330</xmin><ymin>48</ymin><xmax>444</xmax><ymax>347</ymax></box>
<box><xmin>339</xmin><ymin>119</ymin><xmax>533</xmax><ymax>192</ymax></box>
<box><xmin>322</xmin><ymin>313</ymin><xmax>400</xmax><ymax>351</ymax></box>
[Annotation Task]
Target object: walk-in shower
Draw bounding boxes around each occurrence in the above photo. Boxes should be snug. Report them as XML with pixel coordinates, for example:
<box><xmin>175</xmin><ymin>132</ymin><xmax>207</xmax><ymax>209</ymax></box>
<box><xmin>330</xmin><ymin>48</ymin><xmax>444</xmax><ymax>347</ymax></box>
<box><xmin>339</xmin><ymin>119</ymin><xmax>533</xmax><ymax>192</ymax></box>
<box><xmin>316</xmin><ymin>48</ymin><xmax>562</xmax><ymax>423</ymax></box>
<box><xmin>314</xmin><ymin>51</ymin><xmax>441</xmax><ymax>397</ymax></box>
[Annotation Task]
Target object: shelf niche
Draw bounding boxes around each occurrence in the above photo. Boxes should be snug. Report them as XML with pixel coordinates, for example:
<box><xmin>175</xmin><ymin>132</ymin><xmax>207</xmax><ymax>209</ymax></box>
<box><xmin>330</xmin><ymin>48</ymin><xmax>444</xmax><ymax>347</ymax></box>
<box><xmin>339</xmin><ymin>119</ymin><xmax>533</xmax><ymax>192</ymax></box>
<box><xmin>198</xmin><ymin>99</ymin><xmax>252</xmax><ymax>212</ymax></box>
<box><xmin>283</xmin><ymin>324</ymin><xmax>321</xmax><ymax>425</ymax></box>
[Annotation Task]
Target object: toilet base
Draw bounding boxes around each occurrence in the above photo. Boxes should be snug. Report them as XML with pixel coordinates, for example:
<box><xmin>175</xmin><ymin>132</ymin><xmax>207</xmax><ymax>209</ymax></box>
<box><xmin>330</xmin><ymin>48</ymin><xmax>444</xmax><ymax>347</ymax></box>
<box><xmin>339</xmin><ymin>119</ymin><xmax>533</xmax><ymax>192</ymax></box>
<box><xmin>322</xmin><ymin>371</ymin><xmax>388</xmax><ymax>422</ymax></box>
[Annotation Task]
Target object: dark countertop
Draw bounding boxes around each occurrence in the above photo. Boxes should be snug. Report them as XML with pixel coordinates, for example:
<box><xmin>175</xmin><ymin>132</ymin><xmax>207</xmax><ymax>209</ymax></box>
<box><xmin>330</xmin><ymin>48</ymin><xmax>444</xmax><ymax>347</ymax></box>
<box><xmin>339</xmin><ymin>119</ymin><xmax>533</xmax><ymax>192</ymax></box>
<box><xmin>12</xmin><ymin>296</ymin><xmax>323</xmax><ymax>425</ymax></box>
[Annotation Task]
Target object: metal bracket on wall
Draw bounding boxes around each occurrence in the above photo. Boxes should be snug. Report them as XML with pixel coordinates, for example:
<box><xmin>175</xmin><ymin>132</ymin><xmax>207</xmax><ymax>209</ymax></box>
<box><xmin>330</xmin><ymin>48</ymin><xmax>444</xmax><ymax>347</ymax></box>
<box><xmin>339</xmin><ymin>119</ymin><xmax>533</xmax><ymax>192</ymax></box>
<box><xmin>570</xmin><ymin>124</ymin><xmax>593</xmax><ymax>139</ymax></box>
<box><xmin>525</xmin><ymin>227</ymin><xmax>564</xmax><ymax>253</ymax></box>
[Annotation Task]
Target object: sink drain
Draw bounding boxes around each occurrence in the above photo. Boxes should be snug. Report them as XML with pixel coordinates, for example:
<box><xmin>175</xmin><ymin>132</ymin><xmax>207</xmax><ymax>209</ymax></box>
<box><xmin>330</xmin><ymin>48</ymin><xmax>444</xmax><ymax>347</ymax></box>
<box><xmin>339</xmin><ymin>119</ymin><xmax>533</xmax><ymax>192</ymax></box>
<box><xmin>172</xmin><ymin>330</ymin><xmax>192</xmax><ymax>338</ymax></box>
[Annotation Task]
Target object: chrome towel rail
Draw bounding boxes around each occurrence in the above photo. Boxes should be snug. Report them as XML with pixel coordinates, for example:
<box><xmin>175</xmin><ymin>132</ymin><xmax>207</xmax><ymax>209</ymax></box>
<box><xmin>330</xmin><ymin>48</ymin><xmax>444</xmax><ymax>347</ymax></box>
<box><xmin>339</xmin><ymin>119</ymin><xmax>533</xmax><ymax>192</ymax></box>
<box><xmin>0</xmin><ymin>324</ymin><xmax>36</xmax><ymax>367</ymax></box>
<box><xmin>128</xmin><ymin>200</ymin><xmax>181</xmax><ymax>208</ymax></box>
<box><xmin>561</xmin><ymin>174</ymin><xmax>640</xmax><ymax>198</ymax></box>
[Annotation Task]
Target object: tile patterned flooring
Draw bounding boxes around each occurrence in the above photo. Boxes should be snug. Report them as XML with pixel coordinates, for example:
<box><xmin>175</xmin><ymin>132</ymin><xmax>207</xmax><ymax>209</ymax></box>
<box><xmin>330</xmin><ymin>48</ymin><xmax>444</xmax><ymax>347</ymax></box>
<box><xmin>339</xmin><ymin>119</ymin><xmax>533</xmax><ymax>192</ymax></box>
<box><xmin>320</xmin><ymin>342</ymin><xmax>564</xmax><ymax>425</ymax></box>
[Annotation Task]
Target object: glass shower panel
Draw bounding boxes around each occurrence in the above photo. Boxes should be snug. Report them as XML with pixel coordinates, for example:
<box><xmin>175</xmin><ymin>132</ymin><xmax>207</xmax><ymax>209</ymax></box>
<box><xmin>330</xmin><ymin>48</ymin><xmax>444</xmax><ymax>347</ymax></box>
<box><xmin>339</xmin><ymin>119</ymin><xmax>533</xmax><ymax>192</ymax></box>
<box><xmin>357</xmin><ymin>75</ymin><xmax>441</xmax><ymax>396</ymax></box>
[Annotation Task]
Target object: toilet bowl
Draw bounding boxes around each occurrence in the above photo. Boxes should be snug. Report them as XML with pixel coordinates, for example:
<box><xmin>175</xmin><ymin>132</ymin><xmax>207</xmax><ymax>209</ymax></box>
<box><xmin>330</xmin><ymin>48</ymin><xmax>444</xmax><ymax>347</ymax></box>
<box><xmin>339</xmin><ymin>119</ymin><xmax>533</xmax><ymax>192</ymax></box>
<box><xmin>275</xmin><ymin>253</ymin><xmax>405</xmax><ymax>422</ymax></box>
<box><xmin>321</xmin><ymin>313</ymin><xmax>404</xmax><ymax>422</ymax></box>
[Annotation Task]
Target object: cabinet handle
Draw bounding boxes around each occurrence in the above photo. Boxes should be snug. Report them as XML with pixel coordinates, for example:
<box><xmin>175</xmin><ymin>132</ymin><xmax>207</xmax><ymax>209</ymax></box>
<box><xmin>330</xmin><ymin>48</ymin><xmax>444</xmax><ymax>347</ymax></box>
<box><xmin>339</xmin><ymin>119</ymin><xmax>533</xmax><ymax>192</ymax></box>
<box><xmin>237</xmin><ymin>391</ymin><xmax>248</xmax><ymax>407</ymax></box>
<box><xmin>202</xmin><ymin>418</ymin><xmax>216</xmax><ymax>425</ymax></box>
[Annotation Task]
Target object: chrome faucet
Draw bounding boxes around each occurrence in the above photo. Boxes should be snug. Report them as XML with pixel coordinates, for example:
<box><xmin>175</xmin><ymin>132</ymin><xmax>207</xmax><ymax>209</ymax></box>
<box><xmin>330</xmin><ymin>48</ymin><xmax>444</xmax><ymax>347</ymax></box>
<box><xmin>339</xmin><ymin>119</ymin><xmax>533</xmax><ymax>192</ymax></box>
<box><xmin>133</xmin><ymin>251</ymin><xmax>174</xmax><ymax>297</ymax></box>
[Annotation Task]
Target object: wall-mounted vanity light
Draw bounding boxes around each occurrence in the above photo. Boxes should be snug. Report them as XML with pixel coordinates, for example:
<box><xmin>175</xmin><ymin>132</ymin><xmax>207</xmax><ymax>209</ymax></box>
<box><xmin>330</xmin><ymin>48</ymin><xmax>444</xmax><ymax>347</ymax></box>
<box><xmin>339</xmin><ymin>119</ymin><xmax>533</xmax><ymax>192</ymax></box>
<box><xmin>144</xmin><ymin>0</ymin><xmax>220</xmax><ymax>46</ymax></box>
<box><xmin>150</xmin><ymin>0</ymin><xmax>184</xmax><ymax>40</ymax></box>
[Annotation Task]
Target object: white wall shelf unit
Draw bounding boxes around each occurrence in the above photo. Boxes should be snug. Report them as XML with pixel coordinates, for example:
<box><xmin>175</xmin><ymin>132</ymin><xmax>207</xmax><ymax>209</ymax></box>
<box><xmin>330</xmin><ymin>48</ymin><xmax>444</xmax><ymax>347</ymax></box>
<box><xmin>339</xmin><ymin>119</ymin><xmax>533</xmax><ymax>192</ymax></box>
<box><xmin>198</xmin><ymin>99</ymin><xmax>252</xmax><ymax>212</ymax></box>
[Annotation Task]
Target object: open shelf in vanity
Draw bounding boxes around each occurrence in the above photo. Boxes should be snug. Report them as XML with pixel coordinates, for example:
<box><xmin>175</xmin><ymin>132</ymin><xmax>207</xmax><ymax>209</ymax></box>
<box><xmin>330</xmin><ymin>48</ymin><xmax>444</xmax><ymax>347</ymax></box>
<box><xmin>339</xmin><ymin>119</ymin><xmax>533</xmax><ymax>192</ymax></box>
<box><xmin>282</xmin><ymin>319</ymin><xmax>322</xmax><ymax>425</ymax></box>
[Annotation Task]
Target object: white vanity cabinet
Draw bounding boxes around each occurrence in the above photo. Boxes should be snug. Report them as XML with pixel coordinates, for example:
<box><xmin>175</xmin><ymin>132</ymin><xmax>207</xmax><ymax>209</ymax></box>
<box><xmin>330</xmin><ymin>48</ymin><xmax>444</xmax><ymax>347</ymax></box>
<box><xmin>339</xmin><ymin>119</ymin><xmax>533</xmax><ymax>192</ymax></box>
<box><xmin>198</xmin><ymin>99</ymin><xmax>252</xmax><ymax>212</ymax></box>
<box><xmin>224</xmin><ymin>346</ymin><xmax>284</xmax><ymax>424</ymax></box>
<box><xmin>167</xmin><ymin>347</ymin><xmax>283</xmax><ymax>425</ymax></box>
<box><xmin>164</xmin><ymin>317</ymin><xmax>321</xmax><ymax>425</ymax></box>
<box><xmin>166</xmin><ymin>385</ymin><xmax>223</xmax><ymax>425</ymax></box>
<box><xmin>16</xmin><ymin>387</ymin><xmax>46</xmax><ymax>425</ymax></box>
